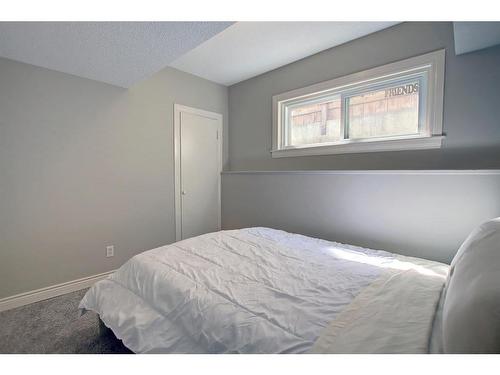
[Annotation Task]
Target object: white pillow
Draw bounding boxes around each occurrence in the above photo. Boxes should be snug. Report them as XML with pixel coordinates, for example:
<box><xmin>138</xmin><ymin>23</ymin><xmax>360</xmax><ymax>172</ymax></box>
<box><xmin>443</xmin><ymin>217</ymin><xmax>500</xmax><ymax>353</ymax></box>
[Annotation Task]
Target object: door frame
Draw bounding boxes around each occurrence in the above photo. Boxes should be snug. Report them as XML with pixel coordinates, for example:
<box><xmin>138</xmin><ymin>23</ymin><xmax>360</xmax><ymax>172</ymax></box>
<box><xmin>174</xmin><ymin>103</ymin><xmax>223</xmax><ymax>242</ymax></box>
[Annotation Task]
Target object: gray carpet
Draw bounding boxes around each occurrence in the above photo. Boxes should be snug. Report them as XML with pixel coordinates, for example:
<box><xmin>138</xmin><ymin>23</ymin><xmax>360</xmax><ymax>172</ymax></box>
<box><xmin>0</xmin><ymin>289</ymin><xmax>132</xmax><ymax>354</ymax></box>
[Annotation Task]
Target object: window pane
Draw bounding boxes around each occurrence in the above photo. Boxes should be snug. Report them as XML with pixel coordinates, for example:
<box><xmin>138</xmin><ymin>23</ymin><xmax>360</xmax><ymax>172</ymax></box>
<box><xmin>347</xmin><ymin>81</ymin><xmax>420</xmax><ymax>139</ymax></box>
<box><xmin>286</xmin><ymin>96</ymin><xmax>341</xmax><ymax>146</ymax></box>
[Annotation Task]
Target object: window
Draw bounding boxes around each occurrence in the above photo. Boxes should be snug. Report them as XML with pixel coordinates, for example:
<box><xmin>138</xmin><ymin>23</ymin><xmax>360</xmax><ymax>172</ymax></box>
<box><xmin>272</xmin><ymin>50</ymin><xmax>445</xmax><ymax>157</ymax></box>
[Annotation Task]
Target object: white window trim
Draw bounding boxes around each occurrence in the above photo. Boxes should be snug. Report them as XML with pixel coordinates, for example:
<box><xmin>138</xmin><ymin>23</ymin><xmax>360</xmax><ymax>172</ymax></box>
<box><xmin>271</xmin><ymin>49</ymin><xmax>445</xmax><ymax>158</ymax></box>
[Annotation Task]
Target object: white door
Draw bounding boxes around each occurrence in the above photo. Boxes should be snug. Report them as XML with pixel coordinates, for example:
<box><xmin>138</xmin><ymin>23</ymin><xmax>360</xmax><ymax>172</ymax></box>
<box><xmin>174</xmin><ymin>104</ymin><xmax>222</xmax><ymax>241</ymax></box>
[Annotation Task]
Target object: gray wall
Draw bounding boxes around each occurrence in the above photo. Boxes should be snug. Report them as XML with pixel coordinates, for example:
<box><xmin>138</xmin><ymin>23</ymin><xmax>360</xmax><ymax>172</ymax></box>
<box><xmin>222</xmin><ymin>171</ymin><xmax>500</xmax><ymax>264</ymax></box>
<box><xmin>225</xmin><ymin>22</ymin><xmax>500</xmax><ymax>263</ymax></box>
<box><xmin>228</xmin><ymin>22</ymin><xmax>500</xmax><ymax>170</ymax></box>
<box><xmin>0</xmin><ymin>57</ymin><xmax>228</xmax><ymax>299</ymax></box>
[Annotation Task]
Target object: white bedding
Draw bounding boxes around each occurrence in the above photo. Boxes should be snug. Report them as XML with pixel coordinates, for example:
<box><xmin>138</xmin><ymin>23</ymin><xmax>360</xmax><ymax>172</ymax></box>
<box><xmin>311</xmin><ymin>253</ymin><xmax>448</xmax><ymax>353</ymax></box>
<box><xmin>79</xmin><ymin>228</ymin><xmax>448</xmax><ymax>353</ymax></box>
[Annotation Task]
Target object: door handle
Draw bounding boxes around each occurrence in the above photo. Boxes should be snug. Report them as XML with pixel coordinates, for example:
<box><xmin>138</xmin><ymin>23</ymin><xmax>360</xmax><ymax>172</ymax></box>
<box><xmin>181</xmin><ymin>190</ymin><xmax>187</xmax><ymax>195</ymax></box>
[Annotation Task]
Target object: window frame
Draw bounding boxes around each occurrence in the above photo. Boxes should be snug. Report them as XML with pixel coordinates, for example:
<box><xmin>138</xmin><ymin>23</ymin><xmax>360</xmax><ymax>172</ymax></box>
<box><xmin>271</xmin><ymin>49</ymin><xmax>445</xmax><ymax>158</ymax></box>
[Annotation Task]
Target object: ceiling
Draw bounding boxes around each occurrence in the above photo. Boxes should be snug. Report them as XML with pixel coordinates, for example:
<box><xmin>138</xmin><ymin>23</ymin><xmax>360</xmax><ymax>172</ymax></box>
<box><xmin>0</xmin><ymin>21</ymin><xmax>401</xmax><ymax>88</ymax></box>
<box><xmin>0</xmin><ymin>22</ymin><xmax>233</xmax><ymax>88</ymax></box>
<box><xmin>171</xmin><ymin>22</ymin><xmax>399</xmax><ymax>86</ymax></box>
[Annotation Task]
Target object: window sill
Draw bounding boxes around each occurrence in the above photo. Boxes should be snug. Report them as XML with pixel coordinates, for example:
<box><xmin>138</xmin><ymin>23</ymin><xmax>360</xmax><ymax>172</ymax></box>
<box><xmin>270</xmin><ymin>135</ymin><xmax>445</xmax><ymax>158</ymax></box>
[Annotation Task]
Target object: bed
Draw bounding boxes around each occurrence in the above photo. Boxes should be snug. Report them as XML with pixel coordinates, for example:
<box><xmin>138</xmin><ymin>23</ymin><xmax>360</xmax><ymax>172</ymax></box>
<box><xmin>79</xmin><ymin>227</ymin><xmax>456</xmax><ymax>353</ymax></box>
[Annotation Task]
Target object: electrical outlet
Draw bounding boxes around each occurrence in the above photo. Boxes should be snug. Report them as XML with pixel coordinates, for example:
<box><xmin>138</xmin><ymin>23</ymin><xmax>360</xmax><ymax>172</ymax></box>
<box><xmin>106</xmin><ymin>245</ymin><xmax>114</xmax><ymax>258</ymax></box>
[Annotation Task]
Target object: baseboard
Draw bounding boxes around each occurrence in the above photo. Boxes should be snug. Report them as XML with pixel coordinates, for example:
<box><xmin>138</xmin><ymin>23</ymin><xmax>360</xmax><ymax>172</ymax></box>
<box><xmin>0</xmin><ymin>270</ymin><xmax>115</xmax><ymax>312</ymax></box>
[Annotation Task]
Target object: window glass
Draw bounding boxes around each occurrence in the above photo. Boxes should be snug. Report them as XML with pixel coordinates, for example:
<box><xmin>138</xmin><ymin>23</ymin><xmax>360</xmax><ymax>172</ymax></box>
<box><xmin>346</xmin><ymin>81</ymin><xmax>420</xmax><ymax>139</ymax></box>
<box><xmin>273</xmin><ymin>50</ymin><xmax>445</xmax><ymax>157</ymax></box>
<box><xmin>286</xmin><ymin>96</ymin><xmax>341</xmax><ymax>146</ymax></box>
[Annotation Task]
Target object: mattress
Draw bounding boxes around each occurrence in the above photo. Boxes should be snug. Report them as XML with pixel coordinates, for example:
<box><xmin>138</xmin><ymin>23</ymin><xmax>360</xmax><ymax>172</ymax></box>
<box><xmin>79</xmin><ymin>227</ymin><xmax>449</xmax><ymax>353</ymax></box>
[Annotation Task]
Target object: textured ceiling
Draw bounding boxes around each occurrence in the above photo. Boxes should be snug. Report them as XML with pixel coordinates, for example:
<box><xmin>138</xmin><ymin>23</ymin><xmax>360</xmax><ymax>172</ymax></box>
<box><xmin>453</xmin><ymin>22</ymin><xmax>500</xmax><ymax>55</ymax></box>
<box><xmin>0</xmin><ymin>22</ymin><xmax>233</xmax><ymax>88</ymax></box>
<box><xmin>170</xmin><ymin>22</ymin><xmax>400</xmax><ymax>86</ymax></box>
<box><xmin>0</xmin><ymin>22</ymin><xmax>404</xmax><ymax>88</ymax></box>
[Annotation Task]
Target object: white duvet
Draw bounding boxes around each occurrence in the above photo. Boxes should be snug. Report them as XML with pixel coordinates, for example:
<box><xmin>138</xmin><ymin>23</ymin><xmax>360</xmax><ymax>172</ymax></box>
<box><xmin>79</xmin><ymin>228</ymin><xmax>448</xmax><ymax>353</ymax></box>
